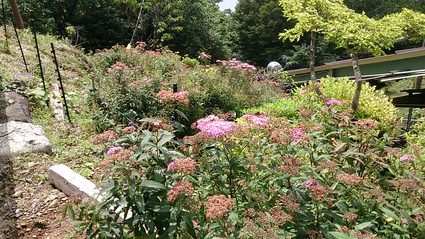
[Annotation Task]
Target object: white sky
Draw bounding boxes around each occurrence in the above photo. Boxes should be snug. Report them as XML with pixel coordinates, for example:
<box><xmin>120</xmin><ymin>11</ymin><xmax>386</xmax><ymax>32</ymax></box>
<box><xmin>218</xmin><ymin>0</ymin><xmax>238</xmax><ymax>11</ymax></box>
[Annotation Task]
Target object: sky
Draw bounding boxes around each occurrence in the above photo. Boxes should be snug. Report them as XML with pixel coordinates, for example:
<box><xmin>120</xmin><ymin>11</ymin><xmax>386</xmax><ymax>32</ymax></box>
<box><xmin>218</xmin><ymin>0</ymin><xmax>238</xmax><ymax>11</ymax></box>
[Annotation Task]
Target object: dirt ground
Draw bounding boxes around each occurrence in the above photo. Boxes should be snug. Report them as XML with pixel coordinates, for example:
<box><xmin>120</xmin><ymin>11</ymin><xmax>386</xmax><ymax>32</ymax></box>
<box><xmin>1</xmin><ymin>153</ymin><xmax>82</xmax><ymax>239</ymax></box>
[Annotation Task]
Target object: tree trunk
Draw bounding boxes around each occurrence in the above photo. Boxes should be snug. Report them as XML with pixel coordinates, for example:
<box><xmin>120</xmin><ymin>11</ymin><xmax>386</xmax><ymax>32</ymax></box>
<box><xmin>351</xmin><ymin>53</ymin><xmax>363</xmax><ymax>112</ymax></box>
<box><xmin>309</xmin><ymin>32</ymin><xmax>317</xmax><ymax>82</ymax></box>
<box><xmin>9</xmin><ymin>0</ymin><xmax>24</xmax><ymax>29</ymax></box>
<box><xmin>309</xmin><ymin>32</ymin><xmax>323</xmax><ymax>96</ymax></box>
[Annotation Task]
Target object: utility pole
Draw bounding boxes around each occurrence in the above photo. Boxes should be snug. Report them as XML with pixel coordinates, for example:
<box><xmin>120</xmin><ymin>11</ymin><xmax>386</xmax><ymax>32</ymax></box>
<box><xmin>9</xmin><ymin>0</ymin><xmax>24</xmax><ymax>29</ymax></box>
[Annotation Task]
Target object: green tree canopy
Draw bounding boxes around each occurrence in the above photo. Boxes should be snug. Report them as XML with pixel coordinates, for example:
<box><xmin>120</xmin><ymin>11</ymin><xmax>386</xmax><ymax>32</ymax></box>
<box><xmin>233</xmin><ymin>0</ymin><xmax>293</xmax><ymax>66</ymax></box>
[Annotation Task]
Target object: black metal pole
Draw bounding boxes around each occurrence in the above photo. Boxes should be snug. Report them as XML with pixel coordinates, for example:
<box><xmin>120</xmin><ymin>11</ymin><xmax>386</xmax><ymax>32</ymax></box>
<box><xmin>10</xmin><ymin>13</ymin><xmax>28</xmax><ymax>72</ymax></box>
<box><xmin>1</xmin><ymin>0</ymin><xmax>10</xmax><ymax>53</ymax></box>
<box><xmin>32</xmin><ymin>26</ymin><xmax>48</xmax><ymax>105</ymax></box>
<box><xmin>172</xmin><ymin>83</ymin><xmax>178</xmax><ymax>93</ymax></box>
<box><xmin>51</xmin><ymin>43</ymin><xmax>71</xmax><ymax>123</ymax></box>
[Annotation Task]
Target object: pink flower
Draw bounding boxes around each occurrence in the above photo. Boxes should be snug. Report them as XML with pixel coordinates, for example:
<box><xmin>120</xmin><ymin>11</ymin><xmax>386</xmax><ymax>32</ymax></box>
<box><xmin>400</xmin><ymin>155</ymin><xmax>414</xmax><ymax>163</ymax></box>
<box><xmin>152</xmin><ymin>120</ymin><xmax>161</xmax><ymax>126</ymax></box>
<box><xmin>196</xmin><ymin>115</ymin><xmax>237</xmax><ymax>138</ymax></box>
<box><xmin>300</xmin><ymin>89</ymin><xmax>307</xmax><ymax>94</ymax></box>
<box><xmin>291</xmin><ymin>128</ymin><xmax>304</xmax><ymax>142</ymax></box>
<box><xmin>325</xmin><ymin>98</ymin><xmax>343</xmax><ymax>106</ymax></box>
<box><xmin>167</xmin><ymin>161</ymin><xmax>176</xmax><ymax>172</ymax></box>
<box><xmin>107</xmin><ymin>146</ymin><xmax>123</xmax><ymax>156</ymax></box>
<box><xmin>242</xmin><ymin>114</ymin><xmax>269</xmax><ymax>127</ymax></box>
<box><xmin>414</xmin><ymin>215</ymin><xmax>423</xmax><ymax>222</ymax></box>
<box><xmin>168</xmin><ymin>158</ymin><xmax>197</xmax><ymax>174</ymax></box>
<box><xmin>303</xmin><ymin>179</ymin><xmax>318</xmax><ymax>187</ymax></box>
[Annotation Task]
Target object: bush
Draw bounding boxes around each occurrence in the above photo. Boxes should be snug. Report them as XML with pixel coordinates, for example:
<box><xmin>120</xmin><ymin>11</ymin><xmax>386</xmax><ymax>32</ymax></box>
<box><xmin>243</xmin><ymin>97</ymin><xmax>301</xmax><ymax>120</ymax></box>
<box><xmin>89</xmin><ymin>47</ymin><xmax>281</xmax><ymax>133</ymax></box>
<box><xmin>319</xmin><ymin>77</ymin><xmax>398</xmax><ymax>124</ymax></box>
<box><xmin>70</xmin><ymin>100</ymin><xmax>425</xmax><ymax>238</ymax></box>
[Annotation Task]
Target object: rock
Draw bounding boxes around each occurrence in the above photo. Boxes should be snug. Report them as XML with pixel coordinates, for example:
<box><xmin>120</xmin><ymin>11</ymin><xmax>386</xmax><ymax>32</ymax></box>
<box><xmin>0</xmin><ymin>92</ymin><xmax>32</xmax><ymax>123</ymax></box>
<box><xmin>12</xmin><ymin>72</ymin><xmax>34</xmax><ymax>82</ymax></box>
<box><xmin>49</xmin><ymin>84</ymin><xmax>65</xmax><ymax>121</ymax></box>
<box><xmin>45</xmin><ymin>194</ymin><xmax>58</xmax><ymax>203</ymax></box>
<box><xmin>48</xmin><ymin>164</ymin><xmax>100</xmax><ymax>199</ymax></box>
<box><xmin>12</xmin><ymin>190</ymin><xmax>23</xmax><ymax>198</ymax></box>
<box><xmin>48</xmin><ymin>199</ymin><xmax>59</xmax><ymax>208</ymax></box>
<box><xmin>0</xmin><ymin>121</ymin><xmax>52</xmax><ymax>157</ymax></box>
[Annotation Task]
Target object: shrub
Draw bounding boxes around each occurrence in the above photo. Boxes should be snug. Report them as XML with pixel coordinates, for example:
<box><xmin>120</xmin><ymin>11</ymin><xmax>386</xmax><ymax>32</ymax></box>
<box><xmin>318</xmin><ymin>77</ymin><xmax>398</xmax><ymax>124</ymax></box>
<box><xmin>70</xmin><ymin>101</ymin><xmax>425</xmax><ymax>238</ymax></box>
<box><xmin>406</xmin><ymin>116</ymin><xmax>425</xmax><ymax>160</ymax></box>
<box><xmin>89</xmin><ymin>47</ymin><xmax>281</xmax><ymax>133</ymax></box>
<box><xmin>243</xmin><ymin>97</ymin><xmax>301</xmax><ymax>120</ymax></box>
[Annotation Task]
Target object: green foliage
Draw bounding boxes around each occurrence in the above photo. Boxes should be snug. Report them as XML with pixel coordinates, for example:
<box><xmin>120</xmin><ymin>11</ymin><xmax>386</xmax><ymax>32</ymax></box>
<box><xmin>181</xmin><ymin>55</ymin><xmax>199</xmax><ymax>68</ymax></box>
<box><xmin>67</xmin><ymin>129</ymin><xmax>187</xmax><ymax>238</ymax></box>
<box><xmin>344</xmin><ymin>0</ymin><xmax>425</xmax><ymax>18</ymax></box>
<box><xmin>279</xmin><ymin>0</ymin><xmax>346</xmax><ymax>42</ymax></box>
<box><xmin>243</xmin><ymin>97</ymin><xmax>301</xmax><ymax>120</ymax></box>
<box><xmin>234</xmin><ymin>0</ymin><xmax>292</xmax><ymax>66</ymax></box>
<box><xmin>406</xmin><ymin>117</ymin><xmax>425</xmax><ymax>160</ymax></box>
<box><xmin>321</xmin><ymin>77</ymin><xmax>398</xmax><ymax>124</ymax></box>
<box><xmin>90</xmin><ymin>47</ymin><xmax>280</xmax><ymax>133</ymax></box>
<box><xmin>71</xmin><ymin>98</ymin><xmax>425</xmax><ymax>238</ymax></box>
<box><xmin>19</xmin><ymin>0</ymin><xmax>233</xmax><ymax>57</ymax></box>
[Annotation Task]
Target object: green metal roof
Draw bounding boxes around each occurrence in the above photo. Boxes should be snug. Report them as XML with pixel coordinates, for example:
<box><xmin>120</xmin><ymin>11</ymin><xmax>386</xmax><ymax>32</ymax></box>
<box><xmin>287</xmin><ymin>47</ymin><xmax>425</xmax><ymax>83</ymax></box>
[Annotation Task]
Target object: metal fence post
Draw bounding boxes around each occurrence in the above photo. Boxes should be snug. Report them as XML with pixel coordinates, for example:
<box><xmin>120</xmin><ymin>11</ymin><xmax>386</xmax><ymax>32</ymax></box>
<box><xmin>32</xmin><ymin>25</ymin><xmax>48</xmax><ymax>106</ymax></box>
<box><xmin>51</xmin><ymin>43</ymin><xmax>71</xmax><ymax>123</ymax></box>
<box><xmin>10</xmin><ymin>13</ymin><xmax>28</xmax><ymax>72</ymax></box>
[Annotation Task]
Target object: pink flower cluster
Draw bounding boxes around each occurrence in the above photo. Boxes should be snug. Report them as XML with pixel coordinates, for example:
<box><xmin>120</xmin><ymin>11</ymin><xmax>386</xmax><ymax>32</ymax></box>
<box><xmin>205</xmin><ymin>195</ymin><xmax>234</xmax><ymax>221</ymax></box>
<box><xmin>167</xmin><ymin>158</ymin><xmax>197</xmax><ymax>174</ymax></box>
<box><xmin>127</xmin><ymin>77</ymin><xmax>152</xmax><ymax>88</ymax></box>
<box><xmin>216</xmin><ymin>58</ymin><xmax>256</xmax><ymax>70</ymax></box>
<box><xmin>399</xmin><ymin>154</ymin><xmax>414</xmax><ymax>163</ymax></box>
<box><xmin>242</xmin><ymin>114</ymin><xmax>269</xmax><ymax>127</ymax></box>
<box><xmin>196</xmin><ymin>115</ymin><xmax>237</xmax><ymax>138</ymax></box>
<box><xmin>325</xmin><ymin>98</ymin><xmax>343</xmax><ymax>106</ymax></box>
<box><xmin>107</xmin><ymin>146</ymin><xmax>123</xmax><ymax>156</ymax></box>
<box><xmin>303</xmin><ymin>179</ymin><xmax>318</xmax><ymax>187</ymax></box>
<box><xmin>156</xmin><ymin>90</ymin><xmax>190</xmax><ymax>106</ymax></box>
<box><xmin>198</xmin><ymin>51</ymin><xmax>211</xmax><ymax>61</ymax></box>
<box><xmin>107</xmin><ymin>61</ymin><xmax>129</xmax><ymax>73</ymax></box>
<box><xmin>291</xmin><ymin>128</ymin><xmax>304</xmax><ymax>142</ymax></box>
<box><xmin>122</xmin><ymin>126</ymin><xmax>137</xmax><ymax>134</ymax></box>
<box><xmin>167</xmin><ymin>180</ymin><xmax>194</xmax><ymax>202</ymax></box>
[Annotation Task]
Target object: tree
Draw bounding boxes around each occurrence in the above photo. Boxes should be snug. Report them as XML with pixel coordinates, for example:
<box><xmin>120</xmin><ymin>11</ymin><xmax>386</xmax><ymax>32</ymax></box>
<box><xmin>9</xmin><ymin>0</ymin><xmax>24</xmax><ymax>29</ymax></box>
<box><xmin>324</xmin><ymin>8</ymin><xmax>425</xmax><ymax>111</ymax></box>
<box><xmin>344</xmin><ymin>0</ymin><xmax>425</xmax><ymax>18</ymax></box>
<box><xmin>279</xmin><ymin>0</ymin><xmax>344</xmax><ymax>90</ymax></box>
<box><xmin>233</xmin><ymin>0</ymin><xmax>293</xmax><ymax>66</ymax></box>
<box><xmin>280</xmin><ymin>0</ymin><xmax>425</xmax><ymax>112</ymax></box>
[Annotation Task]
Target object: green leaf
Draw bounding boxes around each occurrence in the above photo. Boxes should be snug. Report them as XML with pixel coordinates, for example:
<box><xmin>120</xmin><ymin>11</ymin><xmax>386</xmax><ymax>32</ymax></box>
<box><xmin>140</xmin><ymin>130</ymin><xmax>153</xmax><ymax>148</ymax></box>
<box><xmin>355</xmin><ymin>221</ymin><xmax>374</xmax><ymax>230</ymax></box>
<box><xmin>140</xmin><ymin>180</ymin><xmax>166</xmax><ymax>190</ymax></box>
<box><xmin>158</xmin><ymin>132</ymin><xmax>174</xmax><ymax>147</ymax></box>
<box><xmin>329</xmin><ymin>232</ymin><xmax>356</xmax><ymax>239</ymax></box>
<box><xmin>381</xmin><ymin>207</ymin><xmax>398</xmax><ymax>220</ymax></box>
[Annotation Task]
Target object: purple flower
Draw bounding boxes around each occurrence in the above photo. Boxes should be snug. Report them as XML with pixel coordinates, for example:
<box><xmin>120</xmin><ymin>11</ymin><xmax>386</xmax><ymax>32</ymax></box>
<box><xmin>242</xmin><ymin>114</ymin><xmax>269</xmax><ymax>127</ymax></box>
<box><xmin>303</xmin><ymin>179</ymin><xmax>318</xmax><ymax>187</ymax></box>
<box><xmin>107</xmin><ymin>146</ymin><xmax>123</xmax><ymax>156</ymax></box>
<box><xmin>292</xmin><ymin>128</ymin><xmax>304</xmax><ymax>142</ymax></box>
<box><xmin>196</xmin><ymin>115</ymin><xmax>237</xmax><ymax>138</ymax></box>
<box><xmin>325</xmin><ymin>98</ymin><xmax>343</xmax><ymax>106</ymax></box>
<box><xmin>300</xmin><ymin>89</ymin><xmax>307</xmax><ymax>95</ymax></box>
<box><xmin>399</xmin><ymin>154</ymin><xmax>414</xmax><ymax>163</ymax></box>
